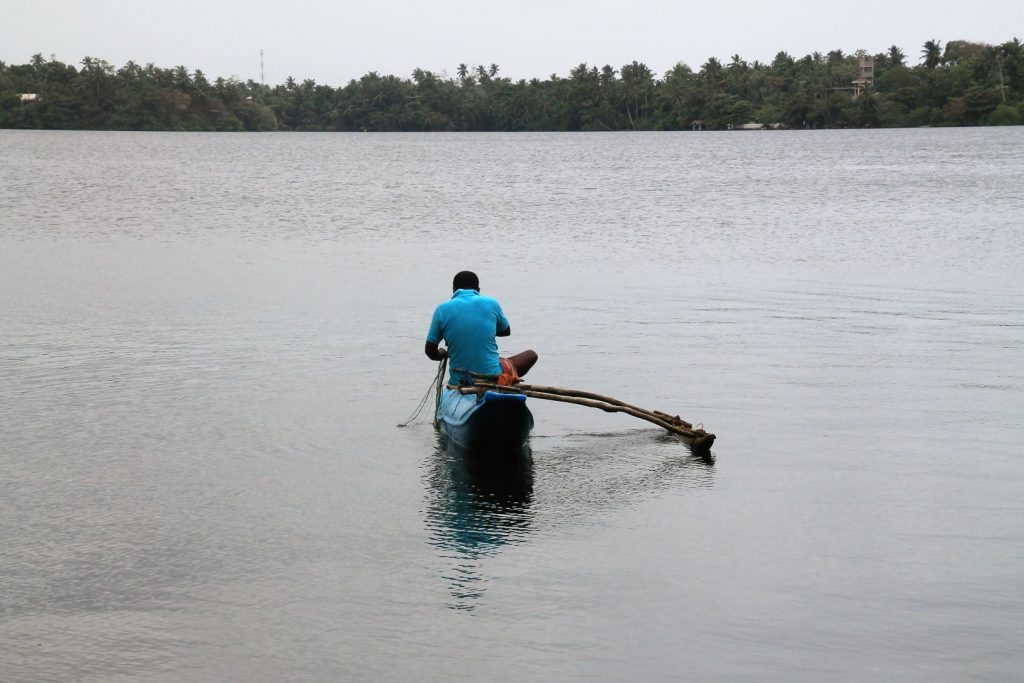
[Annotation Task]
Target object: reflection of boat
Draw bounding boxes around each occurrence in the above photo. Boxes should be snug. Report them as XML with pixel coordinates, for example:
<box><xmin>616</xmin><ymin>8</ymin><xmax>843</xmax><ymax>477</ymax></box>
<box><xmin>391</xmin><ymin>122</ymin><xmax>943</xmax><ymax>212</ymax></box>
<box><xmin>436</xmin><ymin>387</ymin><xmax>534</xmax><ymax>451</ymax></box>
<box><xmin>423</xmin><ymin>439</ymin><xmax>534</xmax><ymax>610</ymax></box>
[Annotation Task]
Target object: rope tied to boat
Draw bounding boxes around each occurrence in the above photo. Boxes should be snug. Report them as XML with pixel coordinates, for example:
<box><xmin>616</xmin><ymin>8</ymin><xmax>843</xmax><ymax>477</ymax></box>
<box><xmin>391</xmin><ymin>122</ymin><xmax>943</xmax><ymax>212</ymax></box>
<box><xmin>396</xmin><ymin>356</ymin><xmax>448</xmax><ymax>428</ymax></box>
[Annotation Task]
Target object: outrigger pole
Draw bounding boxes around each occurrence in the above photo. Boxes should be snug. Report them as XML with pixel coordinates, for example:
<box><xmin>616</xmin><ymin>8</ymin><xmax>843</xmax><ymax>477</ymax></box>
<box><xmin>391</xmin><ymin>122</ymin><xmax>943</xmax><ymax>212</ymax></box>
<box><xmin>458</xmin><ymin>381</ymin><xmax>716</xmax><ymax>453</ymax></box>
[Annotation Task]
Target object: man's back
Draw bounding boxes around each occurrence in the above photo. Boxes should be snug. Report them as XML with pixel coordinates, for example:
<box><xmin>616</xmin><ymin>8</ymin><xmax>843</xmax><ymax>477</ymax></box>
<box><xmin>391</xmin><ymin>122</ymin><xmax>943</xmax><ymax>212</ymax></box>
<box><xmin>427</xmin><ymin>289</ymin><xmax>509</xmax><ymax>383</ymax></box>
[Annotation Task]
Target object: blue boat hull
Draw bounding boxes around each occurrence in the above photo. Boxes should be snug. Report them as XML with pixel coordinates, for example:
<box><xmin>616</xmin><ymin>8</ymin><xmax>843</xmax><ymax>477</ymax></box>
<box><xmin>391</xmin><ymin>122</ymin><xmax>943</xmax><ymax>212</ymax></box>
<box><xmin>436</xmin><ymin>388</ymin><xmax>534</xmax><ymax>451</ymax></box>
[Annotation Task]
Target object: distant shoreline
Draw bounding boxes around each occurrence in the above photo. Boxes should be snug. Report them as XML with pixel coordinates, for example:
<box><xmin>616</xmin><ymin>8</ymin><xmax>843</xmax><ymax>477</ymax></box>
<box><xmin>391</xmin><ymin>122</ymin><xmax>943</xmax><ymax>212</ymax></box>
<box><xmin>2</xmin><ymin>125</ymin><xmax>1016</xmax><ymax>133</ymax></box>
<box><xmin>3</xmin><ymin>39</ymin><xmax>1021</xmax><ymax>132</ymax></box>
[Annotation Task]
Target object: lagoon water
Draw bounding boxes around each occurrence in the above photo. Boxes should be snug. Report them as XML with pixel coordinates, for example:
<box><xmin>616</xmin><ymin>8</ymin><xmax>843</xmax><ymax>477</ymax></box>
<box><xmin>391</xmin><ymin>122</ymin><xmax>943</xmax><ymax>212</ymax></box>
<box><xmin>1</xmin><ymin>128</ymin><xmax>1023</xmax><ymax>681</ymax></box>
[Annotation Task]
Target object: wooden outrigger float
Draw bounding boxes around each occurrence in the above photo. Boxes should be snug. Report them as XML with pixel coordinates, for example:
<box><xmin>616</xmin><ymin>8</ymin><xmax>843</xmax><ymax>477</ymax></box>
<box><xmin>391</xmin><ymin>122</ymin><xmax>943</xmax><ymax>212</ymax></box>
<box><xmin>452</xmin><ymin>380</ymin><xmax>716</xmax><ymax>454</ymax></box>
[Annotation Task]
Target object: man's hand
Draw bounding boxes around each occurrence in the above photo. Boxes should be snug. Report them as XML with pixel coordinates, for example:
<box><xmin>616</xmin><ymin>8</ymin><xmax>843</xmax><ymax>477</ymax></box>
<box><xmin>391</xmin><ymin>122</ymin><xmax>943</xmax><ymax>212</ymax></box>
<box><xmin>425</xmin><ymin>341</ymin><xmax>448</xmax><ymax>361</ymax></box>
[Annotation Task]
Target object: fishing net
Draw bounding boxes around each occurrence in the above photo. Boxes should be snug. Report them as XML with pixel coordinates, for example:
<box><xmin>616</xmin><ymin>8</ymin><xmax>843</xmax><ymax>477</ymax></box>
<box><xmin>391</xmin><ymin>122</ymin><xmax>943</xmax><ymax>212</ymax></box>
<box><xmin>397</xmin><ymin>357</ymin><xmax>448</xmax><ymax>428</ymax></box>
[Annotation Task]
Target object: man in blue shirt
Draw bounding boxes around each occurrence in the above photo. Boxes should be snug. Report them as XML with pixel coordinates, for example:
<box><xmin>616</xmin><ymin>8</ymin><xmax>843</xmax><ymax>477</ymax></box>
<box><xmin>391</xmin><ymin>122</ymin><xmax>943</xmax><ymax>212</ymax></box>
<box><xmin>425</xmin><ymin>271</ymin><xmax>538</xmax><ymax>386</ymax></box>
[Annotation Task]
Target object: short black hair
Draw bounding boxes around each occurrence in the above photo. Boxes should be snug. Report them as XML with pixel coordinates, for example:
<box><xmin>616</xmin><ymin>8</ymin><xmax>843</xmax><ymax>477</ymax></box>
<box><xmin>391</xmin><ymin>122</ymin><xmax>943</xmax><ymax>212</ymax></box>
<box><xmin>452</xmin><ymin>271</ymin><xmax>480</xmax><ymax>291</ymax></box>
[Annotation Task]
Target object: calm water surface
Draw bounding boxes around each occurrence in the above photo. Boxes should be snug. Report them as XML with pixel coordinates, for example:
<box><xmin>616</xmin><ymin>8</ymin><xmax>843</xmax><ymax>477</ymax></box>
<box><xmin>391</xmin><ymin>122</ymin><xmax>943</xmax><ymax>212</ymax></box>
<box><xmin>1</xmin><ymin>129</ymin><xmax>1023</xmax><ymax>681</ymax></box>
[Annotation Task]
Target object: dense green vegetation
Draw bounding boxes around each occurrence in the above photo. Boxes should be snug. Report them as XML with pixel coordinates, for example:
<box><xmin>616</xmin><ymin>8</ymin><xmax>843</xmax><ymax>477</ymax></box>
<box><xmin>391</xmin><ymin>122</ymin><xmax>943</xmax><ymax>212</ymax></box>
<box><xmin>2</xmin><ymin>39</ymin><xmax>1021</xmax><ymax>131</ymax></box>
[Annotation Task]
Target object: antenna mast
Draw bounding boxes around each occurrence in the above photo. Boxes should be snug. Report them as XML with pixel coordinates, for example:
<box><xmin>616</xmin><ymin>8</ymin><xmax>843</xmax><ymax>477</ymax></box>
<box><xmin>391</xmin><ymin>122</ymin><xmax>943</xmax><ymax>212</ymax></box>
<box><xmin>260</xmin><ymin>49</ymin><xmax>265</xmax><ymax>86</ymax></box>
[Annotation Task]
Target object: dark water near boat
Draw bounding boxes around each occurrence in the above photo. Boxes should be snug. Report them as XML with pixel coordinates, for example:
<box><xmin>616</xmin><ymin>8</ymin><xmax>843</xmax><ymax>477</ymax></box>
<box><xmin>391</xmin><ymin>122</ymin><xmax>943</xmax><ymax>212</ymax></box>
<box><xmin>2</xmin><ymin>128</ymin><xmax>1023</xmax><ymax>681</ymax></box>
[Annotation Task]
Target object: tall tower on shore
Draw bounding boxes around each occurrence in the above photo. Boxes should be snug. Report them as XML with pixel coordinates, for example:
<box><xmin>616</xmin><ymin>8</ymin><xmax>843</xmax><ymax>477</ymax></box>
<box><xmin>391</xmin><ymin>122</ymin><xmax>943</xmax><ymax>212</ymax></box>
<box><xmin>851</xmin><ymin>54</ymin><xmax>874</xmax><ymax>96</ymax></box>
<box><xmin>260</xmin><ymin>49</ymin><xmax>265</xmax><ymax>86</ymax></box>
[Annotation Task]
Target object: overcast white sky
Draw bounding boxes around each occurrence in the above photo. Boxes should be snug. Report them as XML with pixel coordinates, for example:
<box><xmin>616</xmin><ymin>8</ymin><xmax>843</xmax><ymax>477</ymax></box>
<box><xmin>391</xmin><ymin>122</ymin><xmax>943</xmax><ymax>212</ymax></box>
<box><xmin>2</xmin><ymin>1</ymin><xmax>1021</xmax><ymax>85</ymax></box>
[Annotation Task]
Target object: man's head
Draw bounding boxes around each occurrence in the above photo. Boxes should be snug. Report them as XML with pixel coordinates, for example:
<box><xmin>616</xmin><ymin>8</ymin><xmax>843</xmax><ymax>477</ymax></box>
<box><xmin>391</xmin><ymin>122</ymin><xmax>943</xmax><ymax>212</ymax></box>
<box><xmin>452</xmin><ymin>270</ymin><xmax>480</xmax><ymax>292</ymax></box>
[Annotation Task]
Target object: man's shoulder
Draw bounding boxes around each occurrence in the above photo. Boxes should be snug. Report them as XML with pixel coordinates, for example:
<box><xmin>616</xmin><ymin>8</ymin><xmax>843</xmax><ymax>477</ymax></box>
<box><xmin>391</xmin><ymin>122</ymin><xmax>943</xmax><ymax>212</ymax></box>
<box><xmin>440</xmin><ymin>293</ymin><xmax>500</xmax><ymax>306</ymax></box>
<box><xmin>437</xmin><ymin>292</ymin><xmax>502</xmax><ymax>314</ymax></box>
<box><xmin>476</xmin><ymin>294</ymin><xmax>502</xmax><ymax>307</ymax></box>
<box><xmin>434</xmin><ymin>298</ymin><xmax>459</xmax><ymax>313</ymax></box>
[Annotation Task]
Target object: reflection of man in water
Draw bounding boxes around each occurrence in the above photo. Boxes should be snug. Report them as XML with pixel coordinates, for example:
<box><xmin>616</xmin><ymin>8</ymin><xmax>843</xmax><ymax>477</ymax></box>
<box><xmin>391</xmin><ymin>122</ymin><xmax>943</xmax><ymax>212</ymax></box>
<box><xmin>424</xmin><ymin>270</ymin><xmax>538</xmax><ymax>386</ymax></box>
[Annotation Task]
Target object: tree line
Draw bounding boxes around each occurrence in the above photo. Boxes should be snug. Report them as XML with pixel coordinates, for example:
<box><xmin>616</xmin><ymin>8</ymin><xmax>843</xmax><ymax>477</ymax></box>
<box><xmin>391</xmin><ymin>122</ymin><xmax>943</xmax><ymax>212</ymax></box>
<box><xmin>1</xmin><ymin>38</ymin><xmax>1021</xmax><ymax>132</ymax></box>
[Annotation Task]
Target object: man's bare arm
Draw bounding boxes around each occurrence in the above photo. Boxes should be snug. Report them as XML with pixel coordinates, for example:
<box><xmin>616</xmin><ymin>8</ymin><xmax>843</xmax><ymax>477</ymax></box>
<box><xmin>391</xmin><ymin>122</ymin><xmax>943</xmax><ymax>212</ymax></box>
<box><xmin>425</xmin><ymin>341</ymin><xmax>448</xmax><ymax>361</ymax></box>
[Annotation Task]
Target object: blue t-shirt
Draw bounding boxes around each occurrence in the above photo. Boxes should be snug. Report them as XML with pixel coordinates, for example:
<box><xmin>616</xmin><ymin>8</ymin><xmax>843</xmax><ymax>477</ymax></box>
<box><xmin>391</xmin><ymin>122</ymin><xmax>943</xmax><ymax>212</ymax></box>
<box><xmin>427</xmin><ymin>289</ymin><xmax>510</xmax><ymax>384</ymax></box>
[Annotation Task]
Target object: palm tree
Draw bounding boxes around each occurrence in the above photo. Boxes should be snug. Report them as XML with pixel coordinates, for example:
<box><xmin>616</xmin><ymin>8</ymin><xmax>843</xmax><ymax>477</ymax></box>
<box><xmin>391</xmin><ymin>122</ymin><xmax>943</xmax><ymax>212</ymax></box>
<box><xmin>700</xmin><ymin>57</ymin><xmax>724</xmax><ymax>87</ymax></box>
<box><xmin>771</xmin><ymin>51</ymin><xmax>794</xmax><ymax>72</ymax></box>
<box><xmin>119</xmin><ymin>60</ymin><xmax>141</xmax><ymax>80</ymax></box>
<box><xmin>456</xmin><ymin>63</ymin><xmax>475</xmax><ymax>88</ymax></box>
<box><xmin>412</xmin><ymin>68</ymin><xmax>436</xmax><ymax>88</ymax></box>
<box><xmin>599</xmin><ymin>65</ymin><xmax>617</xmax><ymax>88</ymax></box>
<box><xmin>921</xmin><ymin>40</ymin><xmax>942</xmax><ymax>70</ymax></box>
<box><xmin>173</xmin><ymin>65</ymin><xmax>191</xmax><ymax>90</ymax></box>
<box><xmin>619</xmin><ymin>61</ymin><xmax>654</xmax><ymax>129</ymax></box>
<box><xmin>888</xmin><ymin>45</ymin><xmax>906</xmax><ymax>67</ymax></box>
